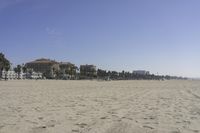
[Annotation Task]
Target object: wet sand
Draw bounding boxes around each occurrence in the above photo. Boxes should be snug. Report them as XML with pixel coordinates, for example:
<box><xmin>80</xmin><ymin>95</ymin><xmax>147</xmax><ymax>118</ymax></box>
<box><xmin>0</xmin><ymin>80</ymin><xmax>200</xmax><ymax>133</ymax></box>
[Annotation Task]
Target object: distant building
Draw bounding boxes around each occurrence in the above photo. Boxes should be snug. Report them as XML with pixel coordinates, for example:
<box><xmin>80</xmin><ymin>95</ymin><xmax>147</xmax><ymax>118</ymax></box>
<box><xmin>80</xmin><ymin>64</ymin><xmax>97</xmax><ymax>79</ymax></box>
<box><xmin>133</xmin><ymin>70</ymin><xmax>150</xmax><ymax>75</ymax></box>
<box><xmin>1</xmin><ymin>69</ymin><xmax>41</xmax><ymax>80</ymax></box>
<box><xmin>59</xmin><ymin>62</ymin><xmax>77</xmax><ymax>79</ymax></box>
<box><xmin>25</xmin><ymin>58</ymin><xmax>59</xmax><ymax>79</ymax></box>
<box><xmin>1</xmin><ymin>69</ymin><xmax>18</xmax><ymax>80</ymax></box>
<box><xmin>20</xmin><ymin>72</ymin><xmax>27</xmax><ymax>79</ymax></box>
<box><xmin>26</xmin><ymin>71</ymin><xmax>42</xmax><ymax>79</ymax></box>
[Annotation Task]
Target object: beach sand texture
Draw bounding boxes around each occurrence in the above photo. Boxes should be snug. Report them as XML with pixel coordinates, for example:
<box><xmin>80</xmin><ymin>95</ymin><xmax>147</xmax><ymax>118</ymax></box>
<box><xmin>0</xmin><ymin>80</ymin><xmax>200</xmax><ymax>133</ymax></box>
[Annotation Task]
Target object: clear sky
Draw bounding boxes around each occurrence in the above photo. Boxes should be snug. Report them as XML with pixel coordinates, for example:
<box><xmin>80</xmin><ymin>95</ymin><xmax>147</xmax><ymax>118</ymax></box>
<box><xmin>0</xmin><ymin>0</ymin><xmax>200</xmax><ymax>77</ymax></box>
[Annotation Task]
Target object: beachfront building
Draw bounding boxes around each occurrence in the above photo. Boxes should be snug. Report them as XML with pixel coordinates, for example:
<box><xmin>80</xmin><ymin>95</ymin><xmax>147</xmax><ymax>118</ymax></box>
<box><xmin>133</xmin><ymin>70</ymin><xmax>150</xmax><ymax>75</ymax></box>
<box><xmin>1</xmin><ymin>69</ymin><xmax>18</xmax><ymax>80</ymax></box>
<box><xmin>80</xmin><ymin>64</ymin><xmax>97</xmax><ymax>79</ymax></box>
<box><xmin>25</xmin><ymin>58</ymin><xmax>60</xmax><ymax>79</ymax></box>
<box><xmin>1</xmin><ymin>69</ymin><xmax>41</xmax><ymax>80</ymax></box>
<box><xmin>1</xmin><ymin>67</ymin><xmax>29</xmax><ymax>80</ymax></box>
<box><xmin>26</xmin><ymin>71</ymin><xmax>43</xmax><ymax>79</ymax></box>
<box><xmin>59</xmin><ymin>62</ymin><xmax>77</xmax><ymax>79</ymax></box>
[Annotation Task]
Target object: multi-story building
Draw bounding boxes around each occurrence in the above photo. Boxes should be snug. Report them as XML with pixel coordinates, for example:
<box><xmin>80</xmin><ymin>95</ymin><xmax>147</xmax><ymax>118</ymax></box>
<box><xmin>133</xmin><ymin>70</ymin><xmax>150</xmax><ymax>75</ymax></box>
<box><xmin>25</xmin><ymin>58</ymin><xmax>60</xmax><ymax>79</ymax></box>
<box><xmin>59</xmin><ymin>62</ymin><xmax>77</xmax><ymax>79</ymax></box>
<box><xmin>1</xmin><ymin>70</ymin><xmax>18</xmax><ymax>80</ymax></box>
<box><xmin>26</xmin><ymin>71</ymin><xmax>43</xmax><ymax>79</ymax></box>
<box><xmin>80</xmin><ymin>64</ymin><xmax>97</xmax><ymax>79</ymax></box>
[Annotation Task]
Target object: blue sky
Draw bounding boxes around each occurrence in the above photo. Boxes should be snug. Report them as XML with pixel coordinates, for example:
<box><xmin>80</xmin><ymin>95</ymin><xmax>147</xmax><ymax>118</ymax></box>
<box><xmin>0</xmin><ymin>0</ymin><xmax>200</xmax><ymax>77</ymax></box>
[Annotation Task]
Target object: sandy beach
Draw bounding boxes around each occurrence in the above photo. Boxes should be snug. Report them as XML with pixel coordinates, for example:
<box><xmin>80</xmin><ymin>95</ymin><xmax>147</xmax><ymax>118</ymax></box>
<box><xmin>0</xmin><ymin>80</ymin><xmax>200</xmax><ymax>133</ymax></box>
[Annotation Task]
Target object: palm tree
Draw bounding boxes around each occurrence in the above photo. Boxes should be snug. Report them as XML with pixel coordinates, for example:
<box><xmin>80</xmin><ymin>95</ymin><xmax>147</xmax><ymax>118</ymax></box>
<box><xmin>97</xmin><ymin>69</ymin><xmax>107</xmax><ymax>79</ymax></box>
<box><xmin>64</xmin><ymin>64</ymin><xmax>78</xmax><ymax>79</ymax></box>
<box><xmin>14</xmin><ymin>65</ymin><xmax>22</xmax><ymax>79</ymax></box>
<box><xmin>0</xmin><ymin>53</ymin><xmax>11</xmax><ymax>80</ymax></box>
<box><xmin>22</xmin><ymin>64</ymin><xmax>27</xmax><ymax>73</ymax></box>
<box><xmin>70</xmin><ymin>65</ymin><xmax>78</xmax><ymax>79</ymax></box>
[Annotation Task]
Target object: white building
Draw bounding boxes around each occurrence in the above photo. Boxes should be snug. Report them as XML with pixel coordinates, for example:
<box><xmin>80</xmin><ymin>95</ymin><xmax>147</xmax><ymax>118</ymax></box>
<box><xmin>20</xmin><ymin>72</ymin><xmax>27</xmax><ymax>79</ymax></box>
<box><xmin>1</xmin><ymin>70</ymin><xmax>18</xmax><ymax>80</ymax></box>
<box><xmin>1</xmin><ymin>69</ymin><xmax>42</xmax><ymax>80</ymax></box>
<box><xmin>133</xmin><ymin>70</ymin><xmax>150</xmax><ymax>75</ymax></box>
<box><xmin>26</xmin><ymin>71</ymin><xmax>42</xmax><ymax>79</ymax></box>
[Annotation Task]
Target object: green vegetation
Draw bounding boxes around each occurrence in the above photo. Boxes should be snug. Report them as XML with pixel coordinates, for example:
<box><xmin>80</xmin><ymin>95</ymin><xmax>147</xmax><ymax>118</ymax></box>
<box><xmin>0</xmin><ymin>53</ymin><xmax>187</xmax><ymax>80</ymax></box>
<box><xmin>0</xmin><ymin>53</ymin><xmax>11</xmax><ymax>79</ymax></box>
<box><xmin>14</xmin><ymin>65</ymin><xmax>22</xmax><ymax>79</ymax></box>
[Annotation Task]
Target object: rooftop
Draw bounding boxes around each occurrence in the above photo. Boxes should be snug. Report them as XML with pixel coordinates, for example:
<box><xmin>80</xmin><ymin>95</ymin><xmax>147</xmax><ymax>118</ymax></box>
<box><xmin>26</xmin><ymin>58</ymin><xmax>58</xmax><ymax>64</ymax></box>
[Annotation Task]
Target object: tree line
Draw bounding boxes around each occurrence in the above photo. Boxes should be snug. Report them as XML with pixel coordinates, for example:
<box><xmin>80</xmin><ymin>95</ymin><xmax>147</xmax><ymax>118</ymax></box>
<box><xmin>97</xmin><ymin>69</ymin><xmax>187</xmax><ymax>80</ymax></box>
<box><xmin>0</xmin><ymin>52</ymin><xmax>187</xmax><ymax>80</ymax></box>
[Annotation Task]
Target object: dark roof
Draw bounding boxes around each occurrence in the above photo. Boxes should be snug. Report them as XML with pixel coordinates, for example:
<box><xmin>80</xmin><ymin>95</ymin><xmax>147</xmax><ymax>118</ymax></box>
<box><xmin>26</xmin><ymin>58</ymin><xmax>58</xmax><ymax>64</ymax></box>
<box><xmin>80</xmin><ymin>64</ymin><xmax>96</xmax><ymax>67</ymax></box>
<box><xmin>59</xmin><ymin>62</ymin><xmax>73</xmax><ymax>65</ymax></box>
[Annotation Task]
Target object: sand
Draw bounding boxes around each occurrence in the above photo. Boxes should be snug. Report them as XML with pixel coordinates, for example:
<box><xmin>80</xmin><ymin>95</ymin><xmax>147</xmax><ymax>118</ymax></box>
<box><xmin>0</xmin><ymin>80</ymin><xmax>200</xmax><ymax>133</ymax></box>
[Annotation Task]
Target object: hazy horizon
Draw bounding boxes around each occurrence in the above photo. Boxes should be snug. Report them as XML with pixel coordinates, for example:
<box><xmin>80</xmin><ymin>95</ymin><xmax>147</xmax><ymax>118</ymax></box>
<box><xmin>1</xmin><ymin>0</ymin><xmax>200</xmax><ymax>78</ymax></box>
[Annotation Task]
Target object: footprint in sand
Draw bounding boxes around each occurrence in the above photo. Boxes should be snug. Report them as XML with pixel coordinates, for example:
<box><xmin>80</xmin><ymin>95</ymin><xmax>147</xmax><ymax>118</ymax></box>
<box><xmin>75</xmin><ymin>123</ymin><xmax>88</xmax><ymax>128</ymax></box>
<box><xmin>143</xmin><ymin>125</ymin><xmax>154</xmax><ymax>130</ymax></box>
<box><xmin>31</xmin><ymin>126</ymin><xmax>47</xmax><ymax>133</ymax></box>
<box><xmin>72</xmin><ymin>129</ymin><xmax>79</xmax><ymax>132</ymax></box>
<box><xmin>46</xmin><ymin>120</ymin><xmax>57</xmax><ymax>127</ymax></box>
<box><xmin>193</xmin><ymin>130</ymin><xmax>199</xmax><ymax>133</ymax></box>
<box><xmin>0</xmin><ymin>125</ymin><xmax>5</xmax><ymax>130</ymax></box>
<box><xmin>105</xmin><ymin>122</ymin><xmax>146</xmax><ymax>133</ymax></box>
<box><xmin>100</xmin><ymin>116</ymin><xmax>108</xmax><ymax>120</ymax></box>
<box><xmin>38</xmin><ymin>117</ymin><xmax>43</xmax><ymax>120</ymax></box>
<box><xmin>171</xmin><ymin>130</ymin><xmax>181</xmax><ymax>133</ymax></box>
<box><xmin>31</xmin><ymin>120</ymin><xmax>57</xmax><ymax>133</ymax></box>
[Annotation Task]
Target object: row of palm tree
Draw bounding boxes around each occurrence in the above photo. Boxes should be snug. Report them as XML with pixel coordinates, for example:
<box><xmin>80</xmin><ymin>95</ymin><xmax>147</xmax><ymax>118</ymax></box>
<box><xmin>0</xmin><ymin>52</ymin><xmax>187</xmax><ymax>80</ymax></box>
<box><xmin>97</xmin><ymin>69</ymin><xmax>187</xmax><ymax>80</ymax></box>
<box><xmin>13</xmin><ymin>64</ymin><xmax>27</xmax><ymax>79</ymax></box>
